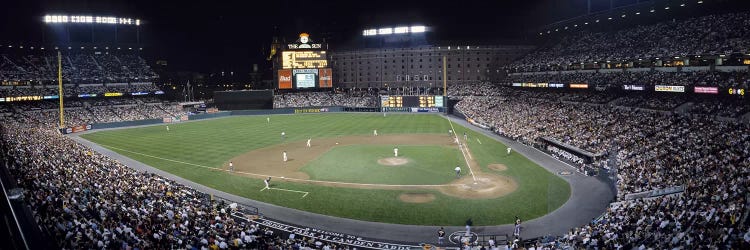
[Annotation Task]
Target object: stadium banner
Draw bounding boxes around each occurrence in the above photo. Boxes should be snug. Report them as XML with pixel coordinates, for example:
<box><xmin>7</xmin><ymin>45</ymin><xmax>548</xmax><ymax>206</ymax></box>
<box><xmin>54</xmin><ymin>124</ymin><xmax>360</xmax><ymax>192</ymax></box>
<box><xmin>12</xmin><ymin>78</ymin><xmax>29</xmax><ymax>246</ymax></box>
<box><xmin>163</xmin><ymin>117</ymin><xmax>172</xmax><ymax>123</ymax></box>
<box><xmin>278</xmin><ymin>69</ymin><xmax>293</xmax><ymax>89</ymax></box>
<box><xmin>655</xmin><ymin>85</ymin><xmax>685</xmax><ymax>93</ymax></box>
<box><xmin>293</xmin><ymin>108</ymin><xmax>329</xmax><ymax>114</ymax></box>
<box><xmin>0</xmin><ymin>98</ymin><xmax>4</xmax><ymax>102</ymax></box>
<box><xmin>550</xmin><ymin>83</ymin><xmax>564</xmax><ymax>88</ymax></box>
<box><xmin>154</xmin><ymin>90</ymin><xmax>165</xmax><ymax>95</ymax></box>
<box><xmin>410</xmin><ymin>107</ymin><xmax>440</xmax><ymax>113</ymax></box>
<box><xmin>130</xmin><ymin>91</ymin><xmax>149</xmax><ymax>96</ymax></box>
<box><xmin>623</xmin><ymin>85</ymin><xmax>645</xmax><ymax>91</ymax></box>
<box><xmin>59</xmin><ymin>124</ymin><xmax>91</xmax><ymax>134</ymax></box>
<box><xmin>728</xmin><ymin>88</ymin><xmax>745</xmax><ymax>96</ymax></box>
<box><xmin>569</xmin><ymin>83</ymin><xmax>589</xmax><ymax>89</ymax></box>
<box><xmin>511</xmin><ymin>83</ymin><xmax>523</xmax><ymax>87</ymax></box>
<box><xmin>5</xmin><ymin>95</ymin><xmax>43</xmax><ymax>102</ymax></box>
<box><xmin>104</xmin><ymin>92</ymin><xmax>124</xmax><ymax>97</ymax></box>
<box><xmin>77</xmin><ymin>93</ymin><xmax>98</xmax><ymax>98</ymax></box>
<box><xmin>521</xmin><ymin>82</ymin><xmax>548</xmax><ymax>88</ymax></box>
<box><xmin>180</xmin><ymin>116</ymin><xmax>189</xmax><ymax>121</ymax></box>
<box><xmin>694</xmin><ymin>86</ymin><xmax>718</xmax><ymax>94</ymax></box>
<box><xmin>318</xmin><ymin>68</ymin><xmax>333</xmax><ymax>88</ymax></box>
<box><xmin>43</xmin><ymin>95</ymin><xmax>60</xmax><ymax>99</ymax></box>
<box><xmin>206</xmin><ymin>107</ymin><xmax>219</xmax><ymax>113</ymax></box>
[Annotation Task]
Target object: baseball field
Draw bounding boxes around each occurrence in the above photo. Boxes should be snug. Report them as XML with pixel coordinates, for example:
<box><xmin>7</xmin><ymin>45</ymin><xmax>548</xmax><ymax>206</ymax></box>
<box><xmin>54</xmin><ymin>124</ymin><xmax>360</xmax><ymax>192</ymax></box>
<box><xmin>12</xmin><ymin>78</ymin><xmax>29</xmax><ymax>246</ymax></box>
<box><xmin>80</xmin><ymin>113</ymin><xmax>570</xmax><ymax>226</ymax></box>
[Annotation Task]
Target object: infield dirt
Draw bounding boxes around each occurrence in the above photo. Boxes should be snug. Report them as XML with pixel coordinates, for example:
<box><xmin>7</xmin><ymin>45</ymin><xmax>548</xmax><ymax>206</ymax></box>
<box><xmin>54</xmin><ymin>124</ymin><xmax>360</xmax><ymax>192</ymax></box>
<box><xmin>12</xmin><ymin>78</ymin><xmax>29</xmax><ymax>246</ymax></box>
<box><xmin>227</xmin><ymin>134</ymin><xmax>517</xmax><ymax>201</ymax></box>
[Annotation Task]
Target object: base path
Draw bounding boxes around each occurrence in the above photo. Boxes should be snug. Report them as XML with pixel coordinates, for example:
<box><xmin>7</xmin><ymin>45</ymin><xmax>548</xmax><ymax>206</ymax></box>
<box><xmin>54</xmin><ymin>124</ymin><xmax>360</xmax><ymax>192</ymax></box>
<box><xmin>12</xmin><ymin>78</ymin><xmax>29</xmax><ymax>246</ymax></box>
<box><xmin>70</xmin><ymin>114</ymin><xmax>613</xmax><ymax>246</ymax></box>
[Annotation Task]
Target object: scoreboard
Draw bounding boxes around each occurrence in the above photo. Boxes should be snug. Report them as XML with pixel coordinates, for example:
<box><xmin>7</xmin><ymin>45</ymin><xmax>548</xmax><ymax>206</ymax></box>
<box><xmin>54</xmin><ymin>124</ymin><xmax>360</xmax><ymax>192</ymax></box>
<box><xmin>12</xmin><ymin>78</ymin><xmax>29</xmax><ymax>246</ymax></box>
<box><xmin>282</xmin><ymin>51</ymin><xmax>328</xmax><ymax>69</ymax></box>
<box><xmin>380</xmin><ymin>95</ymin><xmax>444</xmax><ymax>108</ymax></box>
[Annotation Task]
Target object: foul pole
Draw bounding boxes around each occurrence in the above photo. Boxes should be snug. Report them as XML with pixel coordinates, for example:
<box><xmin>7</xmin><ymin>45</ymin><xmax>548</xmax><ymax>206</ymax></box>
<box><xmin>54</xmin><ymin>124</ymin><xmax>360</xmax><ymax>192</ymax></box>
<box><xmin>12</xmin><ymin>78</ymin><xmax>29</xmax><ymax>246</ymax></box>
<box><xmin>58</xmin><ymin>51</ymin><xmax>64</xmax><ymax>129</ymax></box>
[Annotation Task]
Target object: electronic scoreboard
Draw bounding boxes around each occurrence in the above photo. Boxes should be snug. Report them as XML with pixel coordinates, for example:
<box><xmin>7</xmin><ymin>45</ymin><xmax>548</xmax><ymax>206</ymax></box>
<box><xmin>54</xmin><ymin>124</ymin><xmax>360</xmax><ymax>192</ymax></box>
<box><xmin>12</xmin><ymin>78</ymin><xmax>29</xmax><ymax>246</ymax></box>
<box><xmin>380</xmin><ymin>95</ymin><xmax>444</xmax><ymax>108</ymax></box>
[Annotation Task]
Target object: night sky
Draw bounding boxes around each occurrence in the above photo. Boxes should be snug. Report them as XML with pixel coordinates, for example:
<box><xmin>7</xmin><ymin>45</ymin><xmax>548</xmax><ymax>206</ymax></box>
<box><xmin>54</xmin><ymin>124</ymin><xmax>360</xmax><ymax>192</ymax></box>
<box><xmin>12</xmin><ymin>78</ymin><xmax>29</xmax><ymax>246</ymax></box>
<box><xmin>0</xmin><ymin>0</ymin><xmax>704</xmax><ymax>74</ymax></box>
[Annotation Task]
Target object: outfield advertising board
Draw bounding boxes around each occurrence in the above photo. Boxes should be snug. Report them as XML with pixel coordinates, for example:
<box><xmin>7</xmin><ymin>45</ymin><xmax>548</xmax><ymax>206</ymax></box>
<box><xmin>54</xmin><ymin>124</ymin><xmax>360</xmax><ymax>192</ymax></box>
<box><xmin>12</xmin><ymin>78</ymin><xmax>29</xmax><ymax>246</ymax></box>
<box><xmin>694</xmin><ymin>86</ymin><xmax>718</xmax><ymax>94</ymax></box>
<box><xmin>655</xmin><ymin>85</ymin><xmax>685</xmax><ymax>93</ymax></box>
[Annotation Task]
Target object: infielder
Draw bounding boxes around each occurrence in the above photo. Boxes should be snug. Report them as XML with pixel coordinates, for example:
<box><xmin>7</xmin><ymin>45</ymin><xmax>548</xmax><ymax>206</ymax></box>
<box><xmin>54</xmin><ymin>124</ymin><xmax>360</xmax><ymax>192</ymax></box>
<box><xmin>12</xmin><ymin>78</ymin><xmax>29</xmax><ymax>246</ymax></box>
<box><xmin>306</xmin><ymin>138</ymin><xmax>311</xmax><ymax>148</ymax></box>
<box><xmin>393</xmin><ymin>147</ymin><xmax>399</xmax><ymax>157</ymax></box>
<box><xmin>264</xmin><ymin>177</ymin><xmax>271</xmax><ymax>189</ymax></box>
<box><xmin>283</xmin><ymin>151</ymin><xmax>288</xmax><ymax>162</ymax></box>
<box><xmin>373</xmin><ymin>129</ymin><xmax>378</xmax><ymax>136</ymax></box>
<box><xmin>448</xmin><ymin>129</ymin><xmax>453</xmax><ymax>136</ymax></box>
<box><xmin>454</xmin><ymin>165</ymin><xmax>461</xmax><ymax>178</ymax></box>
<box><xmin>507</xmin><ymin>147</ymin><xmax>512</xmax><ymax>155</ymax></box>
<box><xmin>229</xmin><ymin>161</ymin><xmax>234</xmax><ymax>172</ymax></box>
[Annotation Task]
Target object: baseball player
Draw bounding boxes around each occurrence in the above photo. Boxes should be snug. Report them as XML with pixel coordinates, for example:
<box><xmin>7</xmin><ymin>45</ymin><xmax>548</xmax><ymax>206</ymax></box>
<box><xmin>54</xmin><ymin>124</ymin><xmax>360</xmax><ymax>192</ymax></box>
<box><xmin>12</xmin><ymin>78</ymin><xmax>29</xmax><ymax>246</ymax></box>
<box><xmin>306</xmin><ymin>138</ymin><xmax>311</xmax><ymax>148</ymax></box>
<box><xmin>281</xmin><ymin>131</ymin><xmax>286</xmax><ymax>140</ymax></box>
<box><xmin>264</xmin><ymin>177</ymin><xmax>271</xmax><ymax>189</ymax></box>
<box><xmin>166</xmin><ymin>125</ymin><xmax>170</xmax><ymax>131</ymax></box>
<box><xmin>393</xmin><ymin>147</ymin><xmax>399</xmax><ymax>157</ymax></box>
<box><xmin>266</xmin><ymin>117</ymin><xmax>270</xmax><ymax>124</ymax></box>
<box><xmin>463</xmin><ymin>132</ymin><xmax>467</xmax><ymax>141</ymax></box>
<box><xmin>448</xmin><ymin>129</ymin><xmax>453</xmax><ymax>136</ymax></box>
<box><xmin>454</xmin><ymin>137</ymin><xmax>460</xmax><ymax>145</ymax></box>
<box><xmin>229</xmin><ymin>161</ymin><xmax>234</xmax><ymax>172</ymax></box>
<box><xmin>437</xmin><ymin>227</ymin><xmax>446</xmax><ymax>245</ymax></box>
<box><xmin>507</xmin><ymin>147</ymin><xmax>512</xmax><ymax>155</ymax></box>
<box><xmin>455</xmin><ymin>165</ymin><xmax>461</xmax><ymax>178</ymax></box>
<box><xmin>373</xmin><ymin>129</ymin><xmax>378</xmax><ymax>136</ymax></box>
<box><xmin>283</xmin><ymin>151</ymin><xmax>288</xmax><ymax>162</ymax></box>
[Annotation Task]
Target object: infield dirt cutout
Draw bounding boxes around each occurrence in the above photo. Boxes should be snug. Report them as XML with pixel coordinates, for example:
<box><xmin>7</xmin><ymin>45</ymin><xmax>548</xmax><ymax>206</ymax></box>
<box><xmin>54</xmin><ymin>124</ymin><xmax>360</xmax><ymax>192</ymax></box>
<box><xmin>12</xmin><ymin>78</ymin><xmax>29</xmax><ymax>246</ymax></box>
<box><xmin>488</xmin><ymin>164</ymin><xmax>508</xmax><ymax>171</ymax></box>
<box><xmin>378</xmin><ymin>157</ymin><xmax>409</xmax><ymax>166</ymax></box>
<box><xmin>228</xmin><ymin>134</ymin><xmax>517</xmax><ymax>201</ymax></box>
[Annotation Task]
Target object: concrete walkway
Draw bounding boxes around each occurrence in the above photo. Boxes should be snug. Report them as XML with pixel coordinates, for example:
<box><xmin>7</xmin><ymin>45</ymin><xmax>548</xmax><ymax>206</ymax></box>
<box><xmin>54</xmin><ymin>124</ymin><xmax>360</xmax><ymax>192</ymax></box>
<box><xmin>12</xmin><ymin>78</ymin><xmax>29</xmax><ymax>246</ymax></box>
<box><xmin>70</xmin><ymin>114</ymin><xmax>613</xmax><ymax>246</ymax></box>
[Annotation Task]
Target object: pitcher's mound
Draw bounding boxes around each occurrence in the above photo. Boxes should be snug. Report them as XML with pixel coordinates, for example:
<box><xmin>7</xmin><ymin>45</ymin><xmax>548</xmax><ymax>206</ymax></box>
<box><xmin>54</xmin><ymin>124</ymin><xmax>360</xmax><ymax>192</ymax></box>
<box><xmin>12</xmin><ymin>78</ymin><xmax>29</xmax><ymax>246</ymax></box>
<box><xmin>399</xmin><ymin>193</ymin><xmax>436</xmax><ymax>203</ymax></box>
<box><xmin>378</xmin><ymin>157</ymin><xmax>409</xmax><ymax>166</ymax></box>
<box><xmin>488</xmin><ymin>164</ymin><xmax>508</xmax><ymax>171</ymax></box>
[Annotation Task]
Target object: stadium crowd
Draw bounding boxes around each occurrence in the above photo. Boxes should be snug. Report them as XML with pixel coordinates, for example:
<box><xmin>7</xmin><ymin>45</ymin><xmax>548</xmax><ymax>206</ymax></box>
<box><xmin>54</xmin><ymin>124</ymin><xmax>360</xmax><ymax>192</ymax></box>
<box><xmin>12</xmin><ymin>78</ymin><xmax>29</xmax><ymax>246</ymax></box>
<box><xmin>454</xmin><ymin>84</ymin><xmax>750</xmax><ymax>249</ymax></box>
<box><xmin>0</xmin><ymin>50</ymin><xmax>158</xmax><ymax>83</ymax></box>
<box><xmin>273</xmin><ymin>90</ymin><xmax>378</xmax><ymax>108</ymax></box>
<box><xmin>508</xmin><ymin>11</ymin><xmax>750</xmax><ymax>72</ymax></box>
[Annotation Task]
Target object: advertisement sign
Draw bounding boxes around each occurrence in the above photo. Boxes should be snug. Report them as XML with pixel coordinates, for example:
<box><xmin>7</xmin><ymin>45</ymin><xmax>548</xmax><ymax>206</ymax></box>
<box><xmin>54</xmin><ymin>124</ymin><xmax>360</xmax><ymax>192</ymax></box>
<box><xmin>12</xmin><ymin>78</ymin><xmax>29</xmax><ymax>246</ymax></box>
<box><xmin>512</xmin><ymin>83</ymin><xmax>522</xmax><ymax>87</ymax></box>
<box><xmin>623</xmin><ymin>85</ymin><xmax>645</xmax><ymax>91</ymax></box>
<box><xmin>655</xmin><ymin>85</ymin><xmax>685</xmax><ymax>93</ymax></box>
<box><xmin>278</xmin><ymin>69</ymin><xmax>293</xmax><ymax>89</ymax></box>
<box><xmin>154</xmin><ymin>90</ymin><xmax>165</xmax><ymax>95</ymax></box>
<box><xmin>410</xmin><ymin>107</ymin><xmax>440</xmax><ymax>113</ymax></box>
<box><xmin>318</xmin><ymin>68</ymin><xmax>333</xmax><ymax>88</ymax></box>
<box><xmin>294</xmin><ymin>108</ymin><xmax>329</xmax><ymax>114</ymax></box>
<box><xmin>131</xmin><ymin>91</ymin><xmax>149</xmax><ymax>96</ymax></box>
<box><xmin>550</xmin><ymin>83</ymin><xmax>564</xmax><ymax>88</ymax></box>
<box><xmin>282</xmin><ymin>51</ymin><xmax>328</xmax><ymax>69</ymax></box>
<box><xmin>728</xmin><ymin>88</ymin><xmax>745</xmax><ymax>96</ymax></box>
<box><xmin>0</xmin><ymin>98</ymin><xmax>4</xmax><ymax>102</ymax></box>
<box><xmin>285</xmin><ymin>33</ymin><xmax>323</xmax><ymax>50</ymax></box>
<box><xmin>163</xmin><ymin>117</ymin><xmax>172</xmax><ymax>123</ymax></box>
<box><xmin>104</xmin><ymin>92</ymin><xmax>124</xmax><ymax>97</ymax></box>
<box><xmin>78</xmin><ymin>93</ymin><xmax>97</xmax><ymax>98</ymax></box>
<box><xmin>293</xmin><ymin>69</ymin><xmax>318</xmax><ymax>88</ymax></box>
<box><xmin>694</xmin><ymin>86</ymin><xmax>718</xmax><ymax>94</ymax></box>
<box><xmin>6</xmin><ymin>96</ymin><xmax>42</xmax><ymax>102</ymax></box>
<box><xmin>43</xmin><ymin>95</ymin><xmax>60</xmax><ymax>99</ymax></box>
<box><xmin>569</xmin><ymin>83</ymin><xmax>589</xmax><ymax>89</ymax></box>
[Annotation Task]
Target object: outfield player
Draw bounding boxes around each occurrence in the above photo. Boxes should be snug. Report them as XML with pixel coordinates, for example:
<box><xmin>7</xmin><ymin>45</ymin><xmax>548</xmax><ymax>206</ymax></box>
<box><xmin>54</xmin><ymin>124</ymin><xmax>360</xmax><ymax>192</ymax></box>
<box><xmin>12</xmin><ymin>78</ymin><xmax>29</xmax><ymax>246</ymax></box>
<box><xmin>455</xmin><ymin>165</ymin><xmax>461</xmax><ymax>178</ymax></box>
<box><xmin>281</xmin><ymin>131</ymin><xmax>286</xmax><ymax>140</ymax></box>
<box><xmin>283</xmin><ymin>151</ymin><xmax>288</xmax><ymax>162</ymax></box>
<box><xmin>264</xmin><ymin>177</ymin><xmax>271</xmax><ymax>189</ymax></box>
<box><xmin>373</xmin><ymin>129</ymin><xmax>378</xmax><ymax>136</ymax></box>
<box><xmin>507</xmin><ymin>147</ymin><xmax>512</xmax><ymax>155</ymax></box>
<box><xmin>463</xmin><ymin>132</ymin><xmax>467</xmax><ymax>141</ymax></box>
<box><xmin>166</xmin><ymin>125</ymin><xmax>170</xmax><ymax>131</ymax></box>
<box><xmin>267</xmin><ymin>117</ymin><xmax>270</xmax><ymax>124</ymax></box>
<box><xmin>229</xmin><ymin>161</ymin><xmax>234</xmax><ymax>172</ymax></box>
<box><xmin>306</xmin><ymin>138</ymin><xmax>311</xmax><ymax>147</ymax></box>
<box><xmin>393</xmin><ymin>147</ymin><xmax>399</xmax><ymax>157</ymax></box>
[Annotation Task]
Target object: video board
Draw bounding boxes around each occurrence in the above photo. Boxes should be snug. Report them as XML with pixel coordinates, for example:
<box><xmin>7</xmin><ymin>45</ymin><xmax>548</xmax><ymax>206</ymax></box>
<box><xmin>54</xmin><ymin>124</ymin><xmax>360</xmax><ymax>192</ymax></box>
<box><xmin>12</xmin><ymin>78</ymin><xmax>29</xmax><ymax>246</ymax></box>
<box><xmin>278</xmin><ymin>68</ymin><xmax>333</xmax><ymax>89</ymax></box>
<box><xmin>282</xmin><ymin>51</ymin><xmax>328</xmax><ymax>69</ymax></box>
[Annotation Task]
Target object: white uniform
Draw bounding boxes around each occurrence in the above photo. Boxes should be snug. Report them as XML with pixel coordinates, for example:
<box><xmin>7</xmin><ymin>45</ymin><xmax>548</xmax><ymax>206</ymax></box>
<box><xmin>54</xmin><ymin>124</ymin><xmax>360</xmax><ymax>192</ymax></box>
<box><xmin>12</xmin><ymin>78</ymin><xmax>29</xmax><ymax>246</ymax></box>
<box><xmin>229</xmin><ymin>162</ymin><xmax>233</xmax><ymax>171</ymax></box>
<box><xmin>306</xmin><ymin>138</ymin><xmax>311</xmax><ymax>147</ymax></box>
<box><xmin>267</xmin><ymin>117</ymin><xmax>270</xmax><ymax>123</ymax></box>
<box><xmin>455</xmin><ymin>166</ymin><xmax>461</xmax><ymax>177</ymax></box>
<box><xmin>394</xmin><ymin>147</ymin><xmax>398</xmax><ymax>157</ymax></box>
<box><xmin>166</xmin><ymin>126</ymin><xmax>169</xmax><ymax>131</ymax></box>
<box><xmin>507</xmin><ymin>147</ymin><xmax>512</xmax><ymax>155</ymax></box>
<box><xmin>264</xmin><ymin>177</ymin><xmax>271</xmax><ymax>189</ymax></box>
<box><xmin>373</xmin><ymin>129</ymin><xmax>378</xmax><ymax>136</ymax></box>
<box><xmin>281</xmin><ymin>132</ymin><xmax>286</xmax><ymax>139</ymax></box>
<box><xmin>283</xmin><ymin>151</ymin><xmax>288</xmax><ymax>162</ymax></box>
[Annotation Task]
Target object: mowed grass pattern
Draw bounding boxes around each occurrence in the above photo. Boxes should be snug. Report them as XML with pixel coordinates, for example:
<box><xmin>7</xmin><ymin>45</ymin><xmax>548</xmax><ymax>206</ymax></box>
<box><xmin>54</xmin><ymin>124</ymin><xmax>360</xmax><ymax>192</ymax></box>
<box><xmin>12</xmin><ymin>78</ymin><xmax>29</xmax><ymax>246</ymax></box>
<box><xmin>301</xmin><ymin>145</ymin><xmax>463</xmax><ymax>185</ymax></box>
<box><xmin>80</xmin><ymin>113</ymin><xmax>570</xmax><ymax>226</ymax></box>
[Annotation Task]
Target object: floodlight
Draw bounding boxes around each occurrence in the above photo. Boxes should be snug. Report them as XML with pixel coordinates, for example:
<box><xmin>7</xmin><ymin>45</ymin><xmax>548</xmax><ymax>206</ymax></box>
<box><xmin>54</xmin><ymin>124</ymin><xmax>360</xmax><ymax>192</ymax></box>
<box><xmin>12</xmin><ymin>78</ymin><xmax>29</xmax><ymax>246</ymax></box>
<box><xmin>394</xmin><ymin>27</ymin><xmax>409</xmax><ymax>34</ymax></box>
<box><xmin>378</xmin><ymin>28</ymin><xmax>393</xmax><ymax>35</ymax></box>
<box><xmin>410</xmin><ymin>26</ymin><xmax>426</xmax><ymax>33</ymax></box>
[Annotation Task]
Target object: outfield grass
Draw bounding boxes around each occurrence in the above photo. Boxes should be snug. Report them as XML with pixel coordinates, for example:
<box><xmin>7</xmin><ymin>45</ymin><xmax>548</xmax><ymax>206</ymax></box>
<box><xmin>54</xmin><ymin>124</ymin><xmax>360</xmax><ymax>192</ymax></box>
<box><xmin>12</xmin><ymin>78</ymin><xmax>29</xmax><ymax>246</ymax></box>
<box><xmin>80</xmin><ymin>113</ymin><xmax>570</xmax><ymax>226</ymax></box>
<box><xmin>302</xmin><ymin>145</ymin><xmax>462</xmax><ymax>185</ymax></box>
